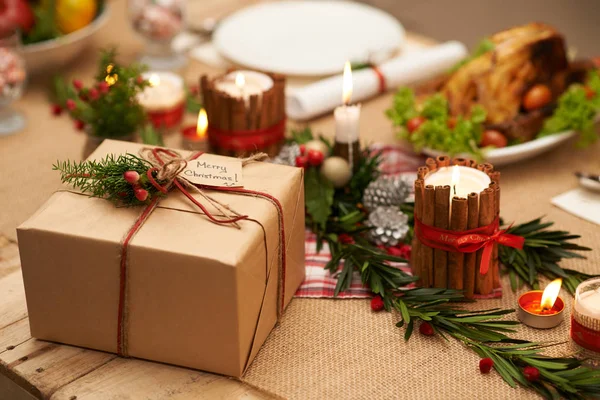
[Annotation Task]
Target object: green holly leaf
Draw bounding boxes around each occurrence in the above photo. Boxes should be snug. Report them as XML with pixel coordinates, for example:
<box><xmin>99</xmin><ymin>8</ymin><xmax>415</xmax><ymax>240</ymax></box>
<box><xmin>304</xmin><ymin>167</ymin><xmax>334</xmax><ymax>230</ymax></box>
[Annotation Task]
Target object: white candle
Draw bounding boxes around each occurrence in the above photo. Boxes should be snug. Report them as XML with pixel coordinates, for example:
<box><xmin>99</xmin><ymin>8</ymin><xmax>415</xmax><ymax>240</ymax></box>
<box><xmin>575</xmin><ymin>279</ymin><xmax>600</xmax><ymax>318</ymax></box>
<box><xmin>137</xmin><ymin>71</ymin><xmax>185</xmax><ymax>111</ymax></box>
<box><xmin>214</xmin><ymin>70</ymin><xmax>273</xmax><ymax>102</ymax></box>
<box><xmin>424</xmin><ymin>166</ymin><xmax>491</xmax><ymax>198</ymax></box>
<box><xmin>334</xmin><ymin>61</ymin><xmax>361</xmax><ymax>144</ymax></box>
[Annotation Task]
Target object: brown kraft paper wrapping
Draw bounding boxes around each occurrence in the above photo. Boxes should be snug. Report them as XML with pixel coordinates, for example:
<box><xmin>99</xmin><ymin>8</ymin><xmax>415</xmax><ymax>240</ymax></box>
<box><xmin>17</xmin><ymin>140</ymin><xmax>306</xmax><ymax>378</ymax></box>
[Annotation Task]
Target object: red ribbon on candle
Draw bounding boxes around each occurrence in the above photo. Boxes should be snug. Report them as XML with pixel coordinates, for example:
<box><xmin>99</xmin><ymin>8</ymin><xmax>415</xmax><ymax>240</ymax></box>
<box><xmin>208</xmin><ymin>118</ymin><xmax>286</xmax><ymax>151</ymax></box>
<box><xmin>415</xmin><ymin>216</ymin><xmax>525</xmax><ymax>275</ymax></box>
<box><xmin>571</xmin><ymin>316</ymin><xmax>600</xmax><ymax>352</ymax></box>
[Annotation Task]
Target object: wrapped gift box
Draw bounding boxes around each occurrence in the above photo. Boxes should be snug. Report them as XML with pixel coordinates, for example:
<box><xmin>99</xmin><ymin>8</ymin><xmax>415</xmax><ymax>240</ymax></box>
<box><xmin>17</xmin><ymin>140</ymin><xmax>305</xmax><ymax>377</ymax></box>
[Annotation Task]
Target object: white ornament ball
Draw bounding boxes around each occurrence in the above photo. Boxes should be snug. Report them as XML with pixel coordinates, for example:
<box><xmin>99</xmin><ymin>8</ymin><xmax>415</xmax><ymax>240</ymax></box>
<box><xmin>304</xmin><ymin>140</ymin><xmax>329</xmax><ymax>156</ymax></box>
<box><xmin>321</xmin><ymin>156</ymin><xmax>352</xmax><ymax>188</ymax></box>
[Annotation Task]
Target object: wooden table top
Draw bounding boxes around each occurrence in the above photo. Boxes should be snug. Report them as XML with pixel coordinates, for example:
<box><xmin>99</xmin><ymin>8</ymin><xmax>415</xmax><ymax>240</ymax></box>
<box><xmin>0</xmin><ymin>1</ymin><xmax>435</xmax><ymax>399</ymax></box>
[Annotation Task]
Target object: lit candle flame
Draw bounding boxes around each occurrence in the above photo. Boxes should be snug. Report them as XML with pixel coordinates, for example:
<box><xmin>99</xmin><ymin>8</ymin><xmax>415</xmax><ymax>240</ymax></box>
<box><xmin>541</xmin><ymin>278</ymin><xmax>562</xmax><ymax>310</ymax></box>
<box><xmin>342</xmin><ymin>61</ymin><xmax>353</xmax><ymax>105</ymax></box>
<box><xmin>197</xmin><ymin>108</ymin><xmax>208</xmax><ymax>138</ymax></box>
<box><xmin>235</xmin><ymin>72</ymin><xmax>245</xmax><ymax>90</ymax></box>
<box><xmin>148</xmin><ymin>74</ymin><xmax>161</xmax><ymax>87</ymax></box>
<box><xmin>451</xmin><ymin>166</ymin><xmax>460</xmax><ymax>196</ymax></box>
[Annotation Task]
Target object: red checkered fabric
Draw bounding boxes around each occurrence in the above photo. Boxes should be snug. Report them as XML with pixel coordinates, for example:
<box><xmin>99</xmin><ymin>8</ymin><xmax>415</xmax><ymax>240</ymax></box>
<box><xmin>294</xmin><ymin>144</ymin><xmax>502</xmax><ymax>299</ymax></box>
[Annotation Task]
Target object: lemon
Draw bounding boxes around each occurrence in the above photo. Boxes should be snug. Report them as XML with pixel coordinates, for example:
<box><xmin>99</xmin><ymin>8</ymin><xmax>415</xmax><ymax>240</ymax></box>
<box><xmin>55</xmin><ymin>0</ymin><xmax>98</xmax><ymax>34</ymax></box>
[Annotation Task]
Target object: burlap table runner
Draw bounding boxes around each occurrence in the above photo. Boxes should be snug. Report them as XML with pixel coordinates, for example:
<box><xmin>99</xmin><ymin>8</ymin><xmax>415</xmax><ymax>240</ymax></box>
<box><xmin>1</xmin><ymin>1</ymin><xmax>598</xmax><ymax>397</ymax></box>
<box><xmin>241</xmin><ymin>139</ymin><xmax>600</xmax><ymax>399</ymax></box>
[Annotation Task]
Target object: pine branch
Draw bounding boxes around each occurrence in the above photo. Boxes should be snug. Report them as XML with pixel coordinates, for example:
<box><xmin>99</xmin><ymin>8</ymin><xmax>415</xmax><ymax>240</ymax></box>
<box><xmin>53</xmin><ymin>154</ymin><xmax>164</xmax><ymax>205</ymax></box>
<box><xmin>499</xmin><ymin>218</ymin><xmax>595</xmax><ymax>294</ymax></box>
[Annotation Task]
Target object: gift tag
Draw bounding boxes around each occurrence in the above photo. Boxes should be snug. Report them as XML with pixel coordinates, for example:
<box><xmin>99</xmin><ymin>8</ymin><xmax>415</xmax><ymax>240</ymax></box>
<box><xmin>180</xmin><ymin>158</ymin><xmax>243</xmax><ymax>187</ymax></box>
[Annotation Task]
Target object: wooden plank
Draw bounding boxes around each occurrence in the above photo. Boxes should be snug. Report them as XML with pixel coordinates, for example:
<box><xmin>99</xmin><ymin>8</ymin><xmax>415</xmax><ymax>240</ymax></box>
<box><xmin>0</xmin><ymin>338</ymin><xmax>116</xmax><ymax>399</ymax></box>
<box><xmin>50</xmin><ymin>358</ymin><xmax>273</xmax><ymax>400</ymax></box>
<box><xmin>0</xmin><ymin>318</ymin><xmax>30</xmax><ymax>353</ymax></box>
<box><xmin>0</xmin><ymin>271</ymin><xmax>28</xmax><ymax>330</ymax></box>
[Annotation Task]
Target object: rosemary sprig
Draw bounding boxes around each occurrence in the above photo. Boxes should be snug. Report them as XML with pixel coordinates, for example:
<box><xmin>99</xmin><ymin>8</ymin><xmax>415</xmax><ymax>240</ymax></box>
<box><xmin>499</xmin><ymin>218</ymin><xmax>594</xmax><ymax>294</ymax></box>
<box><xmin>393</xmin><ymin>288</ymin><xmax>600</xmax><ymax>399</ymax></box>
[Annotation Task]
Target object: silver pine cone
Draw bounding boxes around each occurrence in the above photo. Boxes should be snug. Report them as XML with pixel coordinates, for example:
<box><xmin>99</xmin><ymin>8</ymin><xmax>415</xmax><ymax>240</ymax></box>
<box><xmin>365</xmin><ymin>206</ymin><xmax>409</xmax><ymax>247</ymax></box>
<box><xmin>362</xmin><ymin>176</ymin><xmax>410</xmax><ymax>211</ymax></box>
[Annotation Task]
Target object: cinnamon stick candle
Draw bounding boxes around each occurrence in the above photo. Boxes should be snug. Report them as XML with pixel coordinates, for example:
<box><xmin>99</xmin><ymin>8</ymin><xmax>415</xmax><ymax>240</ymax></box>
<box><xmin>200</xmin><ymin>70</ymin><xmax>285</xmax><ymax>157</ymax></box>
<box><xmin>414</xmin><ymin>158</ymin><xmax>501</xmax><ymax>296</ymax></box>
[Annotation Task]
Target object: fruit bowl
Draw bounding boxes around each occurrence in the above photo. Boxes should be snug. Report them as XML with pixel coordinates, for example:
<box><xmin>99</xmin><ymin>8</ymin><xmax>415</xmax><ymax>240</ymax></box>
<box><xmin>22</xmin><ymin>4</ymin><xmax>110</xmax><ymax>75</ymax></box>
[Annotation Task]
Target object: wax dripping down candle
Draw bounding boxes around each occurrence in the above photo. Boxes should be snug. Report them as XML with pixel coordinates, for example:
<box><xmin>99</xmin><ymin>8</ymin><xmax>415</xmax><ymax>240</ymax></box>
<box><xmin>333</xmin><ymin>62</ymin><xmax>361</xmax><ymax>171</ymax></box>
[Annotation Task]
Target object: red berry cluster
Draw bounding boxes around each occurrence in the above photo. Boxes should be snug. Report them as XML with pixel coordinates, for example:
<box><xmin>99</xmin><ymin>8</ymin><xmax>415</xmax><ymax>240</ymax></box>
<box><xmin>295</xmin><ymin>145</ymin><xmax>324</xmax><ymax>168</ymax></box>
<box><xmin>51</xmin><ymin>78</ymin><xmax>145</xmax><ymax>132</ymax></box>
<box><xmin>419</xmin><ymin>321</ymin><xmax>435</xmax><ymax>336</ymax></box>
<box><xmin>123</xmin><ymin>170</ymin><xmax>149</xmax><ymax>202</ymax></box>
<box><xmin>380</xmin><ymin>244</ymin><xmax>411</xmax><ymax>259</ymax></box>
<box><xmin>479</xmin><ymin>357</ymin><xmax>494</xmax><ymax>373</ymax></box>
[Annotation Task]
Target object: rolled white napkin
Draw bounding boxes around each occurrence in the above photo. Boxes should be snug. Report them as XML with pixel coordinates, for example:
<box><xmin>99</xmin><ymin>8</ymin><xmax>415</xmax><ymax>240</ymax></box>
<box><xmin>286</xmin><ymin>41</ymin><xmax>468</xmax><ymax>121</ymax></box>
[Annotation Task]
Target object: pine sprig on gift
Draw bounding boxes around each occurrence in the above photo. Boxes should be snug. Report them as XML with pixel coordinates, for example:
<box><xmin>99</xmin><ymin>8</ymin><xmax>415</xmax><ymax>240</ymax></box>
<box><xmin>499</xmin><ymin>217</ymin><xmax>594</xmax><ymax>294</ymax></box>
<box><xmin>53</xmin><ymin>154</ymin><xmax>164</xmax><ymax>205</ymax></box>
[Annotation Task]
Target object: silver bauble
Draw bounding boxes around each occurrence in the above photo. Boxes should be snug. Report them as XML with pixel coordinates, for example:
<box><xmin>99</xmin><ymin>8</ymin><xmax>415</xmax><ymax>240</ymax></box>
<box><xmin>272</xmin><ymin>143</ymin><xmax>301</xmax><ymax>166</ymax></box>
<box><xmin>365</xmin><ymin>206</ymin><xmax>410</xmax><ymax>247</ymax></box>
<box><xmin>362</xmin><ymin>176</ymin><xmax>411</xmax><ymax>212</ymax></box>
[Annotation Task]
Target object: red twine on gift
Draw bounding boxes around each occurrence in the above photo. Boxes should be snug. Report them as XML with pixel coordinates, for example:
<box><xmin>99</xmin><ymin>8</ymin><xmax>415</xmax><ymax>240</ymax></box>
<box><xmin>116</xmin><ymin>147</ymin><xmax>286</xmax><ymax>356</ymax></box>
<box><xmin>208</xmin><ymin>118</ymin><xmax>286</xmax><ymax>152</ymax></box>
<box><xmin>571</xmin><ymin>317</ymin><xmax>600</xmax><ymax>352</ymax></box>
<box><xmin>414</xmin><ymin>216</ymin><xmax>524</xmax><ymax>275</ymax></box>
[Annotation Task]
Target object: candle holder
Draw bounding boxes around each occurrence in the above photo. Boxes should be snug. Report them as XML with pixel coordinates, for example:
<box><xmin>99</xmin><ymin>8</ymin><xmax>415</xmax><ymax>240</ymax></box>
<box><xmin>411</xmin><ymin>156</ymin><xmax>502</xmax><ymax>297</ymax></box>
<box><xmin>200</xmin><ymin>70</ymin><xmax>286</xmax><ymax>157</ymax></box>
<box><xmin>518</xmin><ymin>290</ymin><xmax>565</xmax><ymax>329</ymax></box>
<box><xmin>181</xmin><ymin>126</ymin><xmax>209</xmax><ymax>152</ymax></box>
<box><xmin>137</xmin><ymin>72</ymin><xmax>185</xmax><ymax>129</ymax></box>
<box><xmin>571</xmin><ymin>278</ymin><xmax>600</xmax><ymax>353</ymax></box>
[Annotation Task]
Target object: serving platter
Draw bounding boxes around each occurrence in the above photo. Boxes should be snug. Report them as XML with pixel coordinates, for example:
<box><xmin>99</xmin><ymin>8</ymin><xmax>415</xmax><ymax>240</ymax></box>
<box><xmin>422</xmin><ymin>130</ymin><xmax>577</xmax><ymax>167</ymax></box>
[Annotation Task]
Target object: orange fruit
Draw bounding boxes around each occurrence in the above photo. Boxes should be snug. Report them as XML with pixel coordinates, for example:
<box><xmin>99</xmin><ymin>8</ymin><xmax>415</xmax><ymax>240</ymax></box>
<box><xmin>55</xmin><ymin>0</ymin><xmax>98</xmax><ymax>34</ymax></box>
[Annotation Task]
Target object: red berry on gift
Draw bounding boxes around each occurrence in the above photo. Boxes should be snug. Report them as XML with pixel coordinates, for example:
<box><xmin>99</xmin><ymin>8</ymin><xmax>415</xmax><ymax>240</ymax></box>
<box><xmin>88</xmin><ymin>88</ymin><xmax>99</xmax><ymax>101</ymax></box>
<box><xmin>123</xmin><ymin>170</ymin><xmax>140</xmax><ymax>184</ymax></box>
<box><xmin>73</xmin><ymin>79</ymin><xmax>83</xmax><ymax>90</ymax></box>
<box><xmin>117</xmin><ymin>191</ymin><xmax>128</xmax><ymax>198</ymax></box>
<box><xmin>406</xmin><ymin>116</ymin><xmax>426</xmax><ymax>133</ymax></box>
<box><xmin>584</xmin><ymin>86</ymin><xmax>596</xmax><ymax>100</ymax></box>
<box><xmin>134</xmin><ymin>188</ymin><xmax>149</xmax><ymax>202</ymax></box>
<box><xmin>370</xmin><ymin>295</ymin><xmax>385</xmax><ymax>311</ymax></box>
<box><xmin>299</xmin><ymin>144</ymin><xmax>306</xmax><ymax>155</ymax></box>
<box><xmin>419</xmin><ymin>321</ymin><xmax>435</xmax><ymax>336</ymax></box>
<box><xmin>98</xmin><ymin>81</ymin><xmax>110</xmax><ymax>94</ymax></box>
<box><xmin>74</xmin><ymin>120</ymin><xmax>85</xmax><ymax>131</ymax></box>
<box><xmin>136</xmin><ymin>76</ymin><xmax>145</xmax><ymax>85</ymax></box>
<box><xmin>65</xmin><ymin>99</ymin><xmax>76</xmax><ymax>111</ymax></box>
<box><xmin>338</xmin><ymin>233</ymin><xmax>354</xmax><ymax>245</ymax></box>
<box><xmin>51</xmin><ymin>104</ymin><xmax>63</xmax><ymax>116</ymax></box>
<box><xmin>295</xmin><ymin>155</ymin><xmax>308</xmax><ymax>168</ymax></box>
<box><xmin>523</xmin><ymin>366</ymin><xmax>540</xmax><ymax>382</ymax></box>
<box><xmin>307</xmin><ymin>149</ymin><xmax>324</xmax><ymax>166</ymax></box>
<box><xmin>386</xmin><ymin>246</ymin><xmax>402</xmax><ymax>257</ymax></box>
<box><xmin>479</xmin><ymin>357</ymin><xmax>494</xmax><ymax>373</ymax></box>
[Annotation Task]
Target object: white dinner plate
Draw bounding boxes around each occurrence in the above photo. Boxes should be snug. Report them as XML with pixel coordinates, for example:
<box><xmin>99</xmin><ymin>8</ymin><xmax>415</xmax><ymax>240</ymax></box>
<box><xmin>422</xmin><ymin>130</ymin><xmax>577</xmax><ymax>167</ymax></box>
<box><xmin>213</xmin><ymin>1</ymin><xmax>405</xmax><ymax>76</ymax></box>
